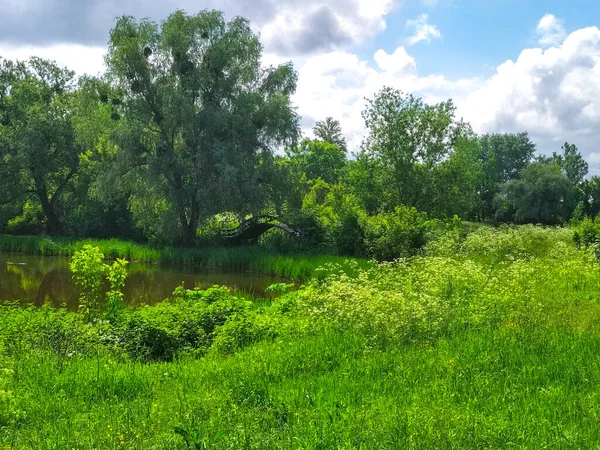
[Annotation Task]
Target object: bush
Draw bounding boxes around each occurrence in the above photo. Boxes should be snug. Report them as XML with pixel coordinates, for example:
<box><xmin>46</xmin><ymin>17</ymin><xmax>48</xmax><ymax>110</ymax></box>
<box><xmin>119</xmin><ymin>286</ymin><xmax>253</xmax><ymax>361</ymax></box>
<box><xmin>427</xmin><ymin>224</ymin><xmax>573</xmax><ymax>263</ymax></box>
<box><xmin>329</xmin><ymin>204</ymin><xmax>366</xmax><ymax>257</ymax></box>
<box><xmin>70</xmin><ymin>245</ymin><xmax>129</xmax><ymax>320</ymax></box>
<box><xmin>212</xmin><ymin>310</ymin><xmax>280</xmax><ymax>354</ymax></box>
<box><xmin>121</xmin><ymin>314</ymin><xmax>180</xmax><ymax>362</ymax></box>
<box><xmin>363</xmin><ymin>206</ymin><xmax>431</xmax><ymax>261</ymax></box>
<box><xmin>573</xmin><ymin>217</ymin><xmax>600</xmax><ymax>251</ymax></box>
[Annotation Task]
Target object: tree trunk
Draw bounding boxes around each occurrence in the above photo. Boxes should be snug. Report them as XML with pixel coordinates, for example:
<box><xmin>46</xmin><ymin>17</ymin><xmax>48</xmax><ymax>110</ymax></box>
<box><xmin>39</xmin><ymin>192</ymin><xmax>61</xmax><ymax>235</ymax></box>
<box><xmin>33</xmin><ymin>173</ymin><xmax>62</xmax><ymax>235</ymax></box>
<box><xmin>178</xmin><ymin>199</ymin><xmax>200</xmax><ymax>248</ymax></box>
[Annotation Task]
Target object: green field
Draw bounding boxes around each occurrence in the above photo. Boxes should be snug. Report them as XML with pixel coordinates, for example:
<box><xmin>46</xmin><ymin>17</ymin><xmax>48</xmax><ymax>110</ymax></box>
<box><xmin>1</xmin><ymin>225</ymin><xmax>599</xmax><ymax>448</ymax></box>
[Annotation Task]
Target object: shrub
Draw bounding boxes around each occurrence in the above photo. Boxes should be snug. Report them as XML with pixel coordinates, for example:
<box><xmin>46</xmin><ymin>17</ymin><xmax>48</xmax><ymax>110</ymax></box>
<box><xmin>70</xmin><ymin>245</ymin><xmax>107</xmax><ymax>318</ymax></box>
<box><xmin>573</xmin><ymin>217</ymin><xmax>600</xmax><ymax>251</ymax></box>
<box><xmin>212</xmin><ymin>310</ymin><xmax>280</xmax><ymax>354</ymax></box>
<box><xmin>70</xmin><ymin>245</ymin><xmax>128</xmax><ymax>320</ymax></box>
<box><xmin>119</xmin><ymin>286</ymin><xmax>253</xmax><ymax>361</ymax></box>
<box><xmin>363</xmin><ymin>206</ymin><xmax>431</xmax><ymax>261</ymax></box>
<box><xmin>121</xmin><ymin>314</ymin><xmax>180</xmax><ymax>362</ymax></box>
<box><xmin>329</xmin><ymin>204</ymin><xmax>366</xmax><ymax>257</ymax></box>
<box><xmin>427</xmin><ymin>224</ymin><xmax>573</xmax><ymax>263</ymax></box>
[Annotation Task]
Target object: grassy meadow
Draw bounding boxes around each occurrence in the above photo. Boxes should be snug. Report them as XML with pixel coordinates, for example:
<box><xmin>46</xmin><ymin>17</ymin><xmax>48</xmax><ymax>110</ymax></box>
<box><xmin>1</xmin><ymin>225</ymin><xmax>600</xmax><ymax>448</ymax></box>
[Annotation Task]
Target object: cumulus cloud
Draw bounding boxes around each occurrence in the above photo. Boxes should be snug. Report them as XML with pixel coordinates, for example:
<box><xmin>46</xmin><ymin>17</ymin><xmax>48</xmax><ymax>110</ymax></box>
<box><xmin>294</xmin><ymin>23</ymin><xmax>600</xmax><ymax>167</ymax></box>
<box><xmin>536</xmin><ymin>13</ymin><xmax>567</xmax><ymax>47</ymax></box>
<box><xmin>457</xmin><ymin>25</ymin><xmax>600</xmax><ymax>166</ymax></box>
<box><xmin>0</xmin><ymin>0</ymin><xmax>396</xmax><ymax>57</ymax></box>
<box><xmin>373</xmin><ymin>47</ymin><xmax>416</xmax><ymax>75</ymax></box>
<box><xmin>0</xmin><ymin>42</ymin><xmax>106</xmax><ymax>76</ymax></box>
<box><xmin>405</xmin><ymin>14</ymin><xmax>442</xmax><ymax>46</ymax></box>
<box><xmin>293</xmin><ymin>46</ymin><xmax>476</xmax><ymax>149</ymax></box>
<box><xmin>260</xmin><ymin>0</ymin><xmax>395</xmax><ymax>55</ymax></box>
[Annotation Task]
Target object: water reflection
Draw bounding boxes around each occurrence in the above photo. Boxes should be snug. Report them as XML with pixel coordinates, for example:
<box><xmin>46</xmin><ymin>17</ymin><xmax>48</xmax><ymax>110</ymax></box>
<box><xmin>0</xmin><ymin>253</ymin><xmax>283</xmax><ymax>309</ymax></box>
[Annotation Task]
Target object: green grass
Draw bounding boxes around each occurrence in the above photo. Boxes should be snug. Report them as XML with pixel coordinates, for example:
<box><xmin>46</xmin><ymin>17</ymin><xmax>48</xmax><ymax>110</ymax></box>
<box><xmin>1</xmin><ymin>226</ymin><xmax>600</xmax><ymax>448</ymax></box>
<box><xmin>0</xmin><ymin>234</ymin><xmax>372</xmax><ymax>282</ymax></box>
<box><xmin>1</xmin><ymin>326</ymin><xmax>599</xmax><ymax>448</ymax></box>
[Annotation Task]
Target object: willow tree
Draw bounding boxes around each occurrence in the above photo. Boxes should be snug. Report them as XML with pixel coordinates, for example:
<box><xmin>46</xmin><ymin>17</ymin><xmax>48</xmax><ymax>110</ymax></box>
<box><xmin>106</xmin><ymin>10</ymin><xmax>299</xmax><ymax>246</ymax></box>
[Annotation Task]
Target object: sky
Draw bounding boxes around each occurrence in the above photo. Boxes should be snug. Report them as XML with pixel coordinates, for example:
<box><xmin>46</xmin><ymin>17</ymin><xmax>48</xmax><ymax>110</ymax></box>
<box><xmin>1</xmin><ymin>0</ymin><xmax>599</xmax><ymax>169</ymax></box>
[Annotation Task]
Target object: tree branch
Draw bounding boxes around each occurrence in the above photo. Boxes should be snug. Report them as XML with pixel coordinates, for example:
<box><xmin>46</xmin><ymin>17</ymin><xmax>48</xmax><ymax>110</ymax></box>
<box><xmin>49</xmin><ymin>166</ymin><xmax>78</xmax><ymax>206</ymax></box>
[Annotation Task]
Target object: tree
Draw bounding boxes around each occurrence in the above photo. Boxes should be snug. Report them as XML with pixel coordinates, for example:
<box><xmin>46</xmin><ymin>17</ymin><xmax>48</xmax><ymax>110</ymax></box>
<box><xmin>63</xmin><ymin>76</ymin><xmax>142</xmax><ymax>240</ymax></box>
<box><xmin>346</xmin><ymin>150</ymin><xmax>385</xmax><ymax>215</ymax></box>
<box><xmin>313</xmin><ymin>117</ymin><xmax>347</xmax><ymax>152</ymax></box>
<box><xmin>287</xmin><ymin>139</ymin><xmax>346</xmax><ymax>185</ymax></box>
<box><xmin>431</xmin><ymin>136</ymin><xmax>483</xmax><ymax>219</ymax></box>
<box><xmin>551</xmin><ymin>142</ymin><xmax>588</xmax><ymax>186</ymax></box>
<box><xmin>361</xmin><ymin>87</ymin><xmax>470</xmax><ymax>211</ymax></box>
<box><xmin>494</xmin><ymin>162</ymin><xmax>575</xmax><ymax>224</ymax></box>
<box><xmin>477</xmin><ymin>132</ymin><xmax>536</xmax><ymax>221</ymax></box>
<box><xmin>0</xmin><ymin>57</ymin><xmax>81</xmax><ymax>235</ymax></box>
<box><xmin>579</xmin><ymin>176</ymin><xmax>600</xmax><ymax>218</ymax></box>
<box><xmin>105</xmin><ymin>10</ymin><xmax>299</xmax><ymax>246</ymax></box>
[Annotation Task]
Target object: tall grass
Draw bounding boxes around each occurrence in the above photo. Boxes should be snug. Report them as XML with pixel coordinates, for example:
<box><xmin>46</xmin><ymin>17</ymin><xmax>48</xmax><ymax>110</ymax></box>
<box><xmin>1</xmin><ymin>226</ymin><xmax>599</xmax><ymax>448</ymax></box>
<box><xmin>0</xmin><ymin>235</ymin><xmax>160</xmax><ymax>261</ymax></box>
<box><xmin>0</xmin><ymin>234</ymin><xmax>372</xmax><ymax>282</ymax></box>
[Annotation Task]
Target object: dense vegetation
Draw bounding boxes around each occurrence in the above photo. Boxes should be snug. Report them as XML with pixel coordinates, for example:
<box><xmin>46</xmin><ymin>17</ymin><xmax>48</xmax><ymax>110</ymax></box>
<box><xmin>1</xmin><ymin>226</ymin><xmax>600</xmax><ymax>448</ymax></box>
<box><xmin>1</xmin><ymin>9</ymin><xmax>598</xmax><ymax>255</ymax></box>
<box><xmin>2</xmin><ymin>8</ymin><xmax>600</xmax><ymax>449</ymax></box>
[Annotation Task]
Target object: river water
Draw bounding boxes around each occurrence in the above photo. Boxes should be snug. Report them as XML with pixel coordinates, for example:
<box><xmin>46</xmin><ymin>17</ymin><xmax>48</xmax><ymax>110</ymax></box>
<box><xmin>0</xmin><ymin>253</ymin><xmax>283</xmax><ymax>309</ymax></box>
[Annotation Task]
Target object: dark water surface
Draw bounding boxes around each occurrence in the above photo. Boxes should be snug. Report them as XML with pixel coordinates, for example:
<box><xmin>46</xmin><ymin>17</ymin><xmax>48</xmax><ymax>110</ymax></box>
<box><xmin>0</xmin><ymin>253</ymin><xmax>283</xmax><ymax>309</ymax></box>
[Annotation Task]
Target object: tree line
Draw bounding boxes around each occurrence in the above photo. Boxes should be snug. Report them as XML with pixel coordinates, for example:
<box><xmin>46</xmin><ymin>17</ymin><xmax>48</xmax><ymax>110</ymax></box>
<box><xmin>0</xmin><ymin>9</ymin><xmax>597</xmax><ymax>248</ymax></box>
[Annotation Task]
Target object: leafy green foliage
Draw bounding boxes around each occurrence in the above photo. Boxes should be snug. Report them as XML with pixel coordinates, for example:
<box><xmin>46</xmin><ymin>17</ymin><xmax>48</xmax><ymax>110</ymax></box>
<box><xmin>287</xmin><ymin>139</ymin><xmax>347</xmax><ymax>185</ymax></box>
<box><xmin>106</xmin><ymin>258</ymin><xmax>129</xmax><ymax>319</ymax></box>
<box><xmin>547</xmin><ymin>141</ymin><xmax>589</xmax><ymax>186</ymax></box>
<box><xmin>495</xmin><ymin>162</ymin><xmax>575</xmax><ymax>224</ymax></box>
<box><xmin>1</xmin><ymin>227</ymin><xmax>600</xmax><ymax>447</ymax></box>
<box><xmin>477</xmin><ymin>132</ymin><xmax>537</xmax><ymax>220</ymax></box>
<box><xmin>105</xmin><ymin>10</ymin><xmax>299</xmax><ymax>246</ymax></box>
<box><xmin>362</xmin><ymin>207</ymin><xmax>431</xmax><ymax>260</ymax></box>
<box><xmin>70</xmin><ymin>245</ymin><xmax>106</xmax><ymax>317</ymax></box>
<box><xmin>313</xmin><ymin>117</ymin><xmax>347</xmax><ymax>152</ymax></box>
<box><xmin>361</xmin><ymin>87</ymin><xmax>471</xmax><ymax>211</ymax></box>
<box><xmin>573</xmin><ymin>217</ymin><xmax>600</xmax><ymax>257</ymax></box>
<box><xmin>70</xmin><ymin>245</ymin><xmax>129</xmax><ymax>319</ymax></box>
<box><xmin>0</xmin><ymin>57</ymin><xmax>81</xmax><ymax>235</ymax></box>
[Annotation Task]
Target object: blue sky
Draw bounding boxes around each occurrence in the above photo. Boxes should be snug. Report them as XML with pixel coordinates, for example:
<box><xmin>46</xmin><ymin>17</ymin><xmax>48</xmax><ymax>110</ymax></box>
<box><xmin>369</xmin><ymin>0</ymin><xmax>600</xmax><ymax>79</ymax></box>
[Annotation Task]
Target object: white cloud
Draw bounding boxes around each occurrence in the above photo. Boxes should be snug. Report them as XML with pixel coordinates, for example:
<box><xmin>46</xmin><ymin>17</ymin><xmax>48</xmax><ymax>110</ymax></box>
<box><xmin>293</xmin><ymin>47</ymin><xmax>476</xmax><ymax>149</ymax></box>
<box><xmin>0</xmin><ymin>42</ymin><xmax>106</xmax><ymax>76</ymax></box>
<box><xmin>0</xmin><ymin>0</ymin><xmax>399</xmax><ymax>59</ymax></box>
<box><xmin>260</xmin><ymin>0</ymin><xmax>396</xmax><ymax>55</ymax></box>
<box><xmin>405</xmin><ymin>14</ymin><xmax>441</xmax><ymax>46</ymax></box>
<box><xmin>457</xmin><ymin>25</ymin><xmax>600</xmax><ymax>168</ymax></box>
<box><xmin>294</xmin><ymin>23</ymin><xmax>600</xmax><ymax>167</ymax></box>
<box><xmin>536</xmin><ymin>13</ymin><xmax>567</xmax><ymax>47</ymax></box>
<box><xmin>373</xmin><ymin>47</ymin><xmax>416</xmax><ymax>75</ymax></box>
<box><xmin>3</xmin><ymin>12</ymin><xmax>600</xmax><ymax>172</ymax></box>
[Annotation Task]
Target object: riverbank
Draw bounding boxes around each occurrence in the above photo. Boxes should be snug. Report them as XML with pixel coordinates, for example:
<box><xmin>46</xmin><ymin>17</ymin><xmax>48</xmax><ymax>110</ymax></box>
<box><xmin>0</xmin><ymin>234</ymin><xmax>372</xmax><ymax>282</ymax></box>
